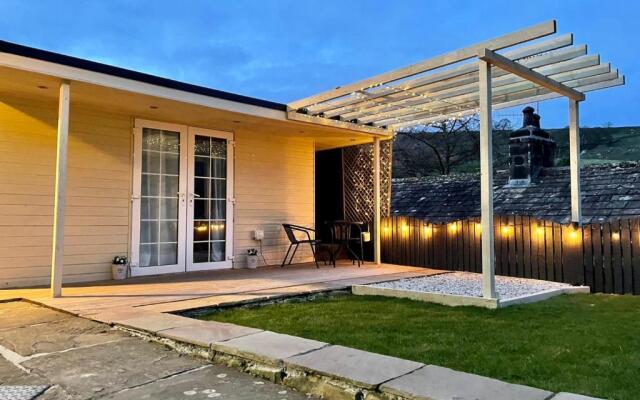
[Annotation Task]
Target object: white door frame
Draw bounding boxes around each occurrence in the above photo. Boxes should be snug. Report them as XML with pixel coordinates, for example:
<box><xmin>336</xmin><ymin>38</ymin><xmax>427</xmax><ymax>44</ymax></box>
<box><xmin>186</xmin><ymin>127</ymin><xmax>234</xmax><ymax>271</ymax></box>
<box><xmin>130</xmin><ymin>119</ymin><xmax>234</xmax><ymax>276</ymax></box>
<box><xmin>130</xmin><ymin>119</ymin><xmax>188</xmax><ymax>277</ymax></box>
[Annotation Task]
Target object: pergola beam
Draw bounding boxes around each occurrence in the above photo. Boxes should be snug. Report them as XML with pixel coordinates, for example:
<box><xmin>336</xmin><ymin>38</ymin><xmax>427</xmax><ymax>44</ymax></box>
<box><xmin>309</xmin><ymin>33</ymin><xmax>574</xmax><ymax>116</ymax></box>
<box><xmin>388</xmin><ymin>71</ymin><xmax>620</xmax><ymax>130</ymax></box>
<box><xmin>384</xmin><ymin>68</ymin><xmax>618</xmax><ymax>129</ymax></box>
<box><xmin>478</xmin><ymin>48</ymin><xmax>585</xmax><ymax>101</ymax></box>
<box><xmin>51</xmin><ymin>81</ymin><xmax>70</xmax><ymax>298</ymax></box>
<box><xmin>363</xmin><ymin>58</ymin><xmax>604</xmax><ymax>126</ymax></box>
<box><xmin>342</xmin><ymin>46</ymin><xmax>600</xmax><ymax>122</ymax></box>
<box><xmin>286</xmin><ymin>109</ymin><xmax>392</xmax><ymax>137</ymax></box>
<box><xmin>289</xmin><ymin>20</ymin><xmax>557</xmax><ymax>109</ymax></box>
<box><xmin>390</xmin><ymin>75</ymin><xmax>624</xmax><ymax>129</ymax></box>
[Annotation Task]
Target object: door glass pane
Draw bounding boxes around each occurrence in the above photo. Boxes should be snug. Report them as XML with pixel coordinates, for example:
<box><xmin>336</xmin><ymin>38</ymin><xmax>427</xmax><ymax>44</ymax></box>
<box><xmin>139</xmin><ymin>128</ymin><xmax>180</xmax><ymax>267</ymax></box>
<box><xmin>194</xmin><ymin>178</ymin><xmax>209</xmax><ymax>198</ymax></box>
<box><xmin>162</xmin><ymin>153</ymin><xmax>179</xmax><ymax>175</ymax></box>
<box><xmin>192</xmin><ymin>135</ymin><xmax>227</xmax><ymax>264</ymax></box>
<box><xmin>210</xmin><ymin>241</ymin><xmax>225</xmax><ymax>262</ymax></box>
<box><xmin>194</xmin><ymin>157</ymin><xmax>210</xmax><ymax>177</ymax></box>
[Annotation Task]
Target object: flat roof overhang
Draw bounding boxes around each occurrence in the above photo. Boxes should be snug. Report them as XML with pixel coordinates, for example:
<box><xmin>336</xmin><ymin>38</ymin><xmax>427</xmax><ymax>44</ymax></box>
<box><xmin>0</xmin><ymin>42</ymin><xmax>392</xmax><ymax>150</ymax></box>
<box><xmin>288</xmin><ymin>20</ymin><xmax>625</xmax><ymax>132</ymax></box>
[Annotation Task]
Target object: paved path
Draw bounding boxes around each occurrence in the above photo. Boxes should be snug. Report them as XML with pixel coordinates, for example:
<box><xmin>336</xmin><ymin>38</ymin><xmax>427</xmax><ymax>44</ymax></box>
<box><xmin>0</xmin><ymin>301</ymin><xmax>310</xmax><ymax>399</ymax></box>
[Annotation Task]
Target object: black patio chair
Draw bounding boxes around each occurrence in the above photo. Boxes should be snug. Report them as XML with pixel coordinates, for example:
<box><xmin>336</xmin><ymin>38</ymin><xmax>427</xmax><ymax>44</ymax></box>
<box><xmin>326</xmin><ymin>220</ymin><xmax>365</xmax><ymax>268</ymax></box>
<box><xmin>281</xmin><ymin>224</ymin><xmax>320</xmax><ymax>268</ymax></box>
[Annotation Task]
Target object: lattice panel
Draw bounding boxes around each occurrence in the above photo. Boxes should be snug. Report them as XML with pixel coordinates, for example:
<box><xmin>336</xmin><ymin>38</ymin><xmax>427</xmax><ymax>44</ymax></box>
<box><xmin>342</xmin><ymin>140</ymin><xmax>393</xmax><ymax>226</ymax></box>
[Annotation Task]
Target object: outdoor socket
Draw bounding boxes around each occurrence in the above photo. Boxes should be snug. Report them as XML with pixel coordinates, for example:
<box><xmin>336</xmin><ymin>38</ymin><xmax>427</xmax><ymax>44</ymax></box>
<box><xmin>253</xmin><ymin>229</ymin><xmax>264</xmax><ymax>240</ymax></box>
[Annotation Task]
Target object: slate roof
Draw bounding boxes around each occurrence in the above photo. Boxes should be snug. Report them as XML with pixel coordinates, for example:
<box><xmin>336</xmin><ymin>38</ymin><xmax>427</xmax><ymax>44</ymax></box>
<box><xmin>391</xmin><ymin>162</ymin><xmax>640</xmax><ymax>224</ymax></box>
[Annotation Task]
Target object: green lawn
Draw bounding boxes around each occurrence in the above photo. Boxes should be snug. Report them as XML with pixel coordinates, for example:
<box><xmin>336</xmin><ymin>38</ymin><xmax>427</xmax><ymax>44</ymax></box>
<box><xmin>201</xmin><ymin>293</ymin><xmax>640</xmax><ymax>400</ymax></box>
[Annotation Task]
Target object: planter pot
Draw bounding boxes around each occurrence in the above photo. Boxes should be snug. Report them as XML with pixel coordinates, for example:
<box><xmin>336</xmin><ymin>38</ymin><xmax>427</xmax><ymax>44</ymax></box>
<box><xmin>246</xmin><ymin>255</ymin><xmax>259</xmax><ymax>269</ymax></box>
<box><xmin>111</xmin><ymin>263</ymin><xmax>128</xmax><ymax>280</ymax></box>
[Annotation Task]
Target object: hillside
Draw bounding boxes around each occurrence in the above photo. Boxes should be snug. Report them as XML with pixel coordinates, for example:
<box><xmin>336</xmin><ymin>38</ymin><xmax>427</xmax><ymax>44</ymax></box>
<box><xmin>392</xmin><ymin>126</ymin><xmax>640</xmax><ymax>178</ymax></box>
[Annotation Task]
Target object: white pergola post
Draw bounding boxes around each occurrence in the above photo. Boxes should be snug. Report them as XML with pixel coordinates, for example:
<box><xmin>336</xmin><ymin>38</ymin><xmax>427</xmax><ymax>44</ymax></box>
<box><xmin>569</xmin><ymin>99</ymin><xmax>582</xmax><ymax>223</ymax></box>
<box><xmin>479</xmin><ymin>59</ymin><xmax>496</xmax><ymax>299</ymax></box>
<box><xmin>373</xmin><ymin>137</ymin><xmax>381</xmax><ymax>265</ymax></box>
<box><xmin>51</xmin><ymin>81</ymin><xmax>70</xmax><ymax>298</ymax></box>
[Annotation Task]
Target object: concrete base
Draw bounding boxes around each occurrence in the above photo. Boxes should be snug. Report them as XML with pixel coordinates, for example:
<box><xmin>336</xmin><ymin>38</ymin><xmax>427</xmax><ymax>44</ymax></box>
<box><xmin>352</xmin><ymin>284</ymin><xmax>590</xmax><ymax>309</ymax></box>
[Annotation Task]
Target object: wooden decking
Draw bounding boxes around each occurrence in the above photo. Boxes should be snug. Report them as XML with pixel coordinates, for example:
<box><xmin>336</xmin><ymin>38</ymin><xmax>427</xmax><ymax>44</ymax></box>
<box><xmin>0</xmin><ymin>263</ymin><xmax>440</xmax><ymax>318</ymax></box>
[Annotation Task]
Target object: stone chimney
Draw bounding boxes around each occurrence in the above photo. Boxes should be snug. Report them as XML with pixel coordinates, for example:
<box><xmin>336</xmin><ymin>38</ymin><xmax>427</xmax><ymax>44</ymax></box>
<box><xmin>507</xmin><ymin>107</ymin><xmax>556</xmax><ymax>186</ymax></box>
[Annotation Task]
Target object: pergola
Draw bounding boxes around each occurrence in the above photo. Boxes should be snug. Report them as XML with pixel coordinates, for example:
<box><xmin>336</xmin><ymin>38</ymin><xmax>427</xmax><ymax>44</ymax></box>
<box><xmin>287</xmin><ymin>20</ymin><xmax>625</xmax><ymax>299</ymax></box>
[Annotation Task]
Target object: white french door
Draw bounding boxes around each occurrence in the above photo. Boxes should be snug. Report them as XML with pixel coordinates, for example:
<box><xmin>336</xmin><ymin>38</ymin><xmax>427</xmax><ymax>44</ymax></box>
<box><xmin>186</xmin><ymin>127</ymin><xmax>234</xmax><ymax>271</ymax></box>
<box><xmin>130</xmin><ymin>120</ymin><xmax>233</xmax><ymax>276</ymax></box>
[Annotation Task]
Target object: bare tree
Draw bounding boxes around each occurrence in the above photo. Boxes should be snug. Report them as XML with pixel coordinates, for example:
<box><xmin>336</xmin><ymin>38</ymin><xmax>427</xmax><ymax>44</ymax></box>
<box><xmin>393</xmin><ymin>116</ymin><xmax>512</xmax><ymax>177</ymax></box>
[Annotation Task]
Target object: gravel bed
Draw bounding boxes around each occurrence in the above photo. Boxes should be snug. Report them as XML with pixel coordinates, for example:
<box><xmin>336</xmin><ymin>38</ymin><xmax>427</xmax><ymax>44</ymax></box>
<box><xmin>369</xmin><ymin>272</ymin><xmax>572</xmax><ymax>299</ymax></box>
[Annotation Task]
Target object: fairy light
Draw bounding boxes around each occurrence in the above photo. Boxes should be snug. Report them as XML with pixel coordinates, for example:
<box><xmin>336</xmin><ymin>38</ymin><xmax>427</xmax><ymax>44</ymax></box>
<box><xmin>423</xmin><ymin>224</ymin><xmax>433</xmax><ymax>237</ymax></box>
<box><xmin>401</xmin><ymin>224</ymin><xmax>410</xmax><ymax>234</ymax></box>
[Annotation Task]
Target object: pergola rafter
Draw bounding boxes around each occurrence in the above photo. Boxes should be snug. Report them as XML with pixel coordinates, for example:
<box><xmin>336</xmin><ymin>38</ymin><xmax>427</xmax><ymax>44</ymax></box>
<box><xmin>288</xmin><ymin>20</ymin><xmax>626</xmax><ymax>300</ymax></box>
<box><xmin>288</xmin><ymin>20</ymin><xmax>623</xmax><ymax>134</ymax></box>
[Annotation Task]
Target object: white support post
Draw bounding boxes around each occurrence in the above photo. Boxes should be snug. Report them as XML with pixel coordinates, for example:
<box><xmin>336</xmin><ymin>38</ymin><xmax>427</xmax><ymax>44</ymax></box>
<box><xmin>51</xmin><ymin>81</ymin><xmax>70</xmax><ymax>298</ymax></box>
<box><xmin>479</xmin><ymin>60</ymin><xmax>496</xmax><ymax>299</ymax></box>
<box><xmin>373</xmin><ymin>137</ymin><xmax>382</xmax><ymax>265</ymax></box>
<box><xmin>569</xmin><ymin>99</ymin><xmax>582</xmax><ymax>223</ymax></box>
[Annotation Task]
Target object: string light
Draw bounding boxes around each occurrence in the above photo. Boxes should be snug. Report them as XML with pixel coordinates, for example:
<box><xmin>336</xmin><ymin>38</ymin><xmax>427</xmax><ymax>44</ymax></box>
<box><xmin>423</xmin><ymin>224</ymin><xmax>433</xmax><ymax>237</ymax></box>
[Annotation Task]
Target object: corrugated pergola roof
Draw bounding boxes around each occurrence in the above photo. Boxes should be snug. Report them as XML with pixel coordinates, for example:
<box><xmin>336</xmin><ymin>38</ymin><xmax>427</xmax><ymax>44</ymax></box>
<box><xmin>287</xmin><ymin>20</ymin><xmax>624</xmax><ymax>134</ymax></box>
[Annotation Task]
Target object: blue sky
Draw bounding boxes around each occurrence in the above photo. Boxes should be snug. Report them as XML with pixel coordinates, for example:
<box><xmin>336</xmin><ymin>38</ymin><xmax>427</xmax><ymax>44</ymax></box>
<box><xmin>0</xmin><ymin>0</ymin><xmax>636</xmax><ymax>128</ymax></box>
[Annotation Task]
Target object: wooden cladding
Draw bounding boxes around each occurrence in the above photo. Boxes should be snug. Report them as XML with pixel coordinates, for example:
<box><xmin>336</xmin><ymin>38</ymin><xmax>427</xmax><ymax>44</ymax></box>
<box><xmin>381</xmin><ymin>215</ymin><xmax>640</xmax><ymax>294</ymax></box>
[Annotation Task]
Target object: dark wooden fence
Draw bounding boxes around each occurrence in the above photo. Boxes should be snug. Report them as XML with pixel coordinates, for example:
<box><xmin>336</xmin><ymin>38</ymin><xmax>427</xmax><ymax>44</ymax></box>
<box><xmin>381</xmin><ymin>215</ymin><xmax>640</xmax><ymax>294</ymax></box>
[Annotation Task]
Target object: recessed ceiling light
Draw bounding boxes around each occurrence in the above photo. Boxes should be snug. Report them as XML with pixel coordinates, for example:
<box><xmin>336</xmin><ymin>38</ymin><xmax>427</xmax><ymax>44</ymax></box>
<box><xmin>149</xmin><ymin>105</ymin><xmax>158</xmax><ymax>109</ymax></box>
<box><xmin>37</xmin><ymin>85</ymin><xmax>48</xmax><ymax>90</ymax></box>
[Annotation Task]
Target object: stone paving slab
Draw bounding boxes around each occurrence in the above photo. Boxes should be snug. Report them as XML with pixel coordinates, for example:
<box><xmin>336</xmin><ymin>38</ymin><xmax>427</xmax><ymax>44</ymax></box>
<box><xmin>213</xmin><ymin>331</ymin><xmax>327</xmax><ymax>365</ymax></box>
<box><xmin>114</xmin><ymin>312</ymin><xmax>200</xmax><ymax>333</ymax></box>
<box><xmin>80</xmin><ymin>307</ymin><xmax>157</xmax><ymax>324</ymax></box>
<box><xmin>380</xmin><ymin>365</ymin><xmax>553</xmax><ymax>400</ymax></box>
<box><xmin>0</xmin><ymin>302</ymin><xmax>70</xmax><ymax>331</ymax></box>
<box><xmin>158</xmin><ymin>321</ymin><xmax>262</xmax><ymax>347</ymax></box>
<box><xmin>285</xmin><ymin>344</ymin><xmax>424</xmax><ymax>389</ymax></box>
<box><xmin>0</xmin><ymin>316</ymin><xmax>125</xmax><ymax>357</ymax></box>
<box><xmin>22</xmin><ymin>337</ymin><xmax>201</xmax><ymax>399</ymax></box>
<box><xmin>103</xmin><ymin>364</ymin><xmax>308</xmax><ymax>400</ymax></box>
<box><xmin>551</xmin><ymin>393</ymin><xmax>604</xmax><ymax>400</ymax></box>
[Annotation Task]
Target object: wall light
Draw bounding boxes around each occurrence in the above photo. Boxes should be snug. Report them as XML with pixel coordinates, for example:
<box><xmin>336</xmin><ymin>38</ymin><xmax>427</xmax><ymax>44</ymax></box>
<box><xmin>448</xmin><ymin>223</ymin><xmax>458</xmax><ymax>233</ymax></box>
<box><xmin>501</xmin><ymin>226</ymin><xmax>513</xmax><ymax>236</ymax></box>
<box><xmin>474</xmin><ymin>222</ymin><xmax>482</xmax><ymax>234</ymax></box>
<box><xmin>383</xmin><ymin>226</ymin><xmax>391</xmax><ymax>234</ymax></box>
<box><xmin>535</xmin><ymin>226</ymin><xmax>545</xmax><ymax>236</ymax></box>
<box><xmin>612</xmin><ymin>232</ymin><xmax>620</xmax><ymax>241</ymax></box>
<box><xmin>401</xmin><ymin>224</ymin><xmax>409</xmax><ymax>234</ymax></box>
